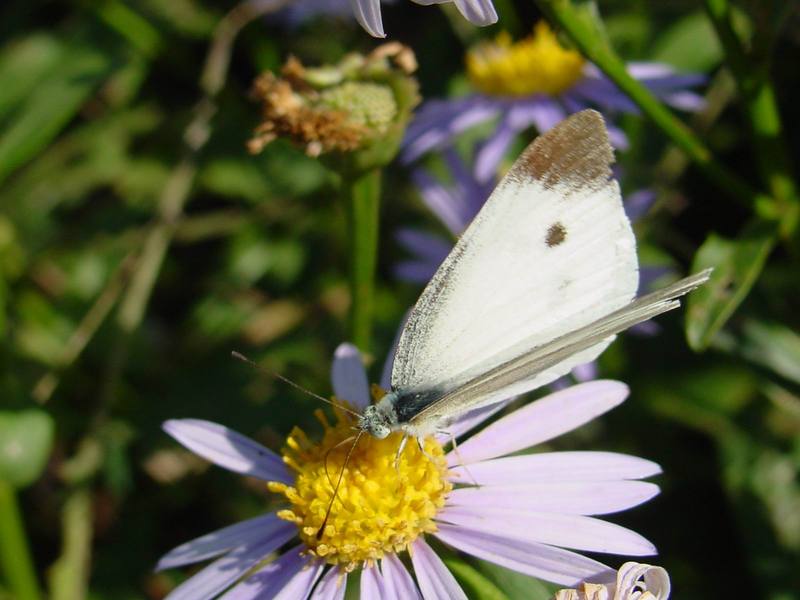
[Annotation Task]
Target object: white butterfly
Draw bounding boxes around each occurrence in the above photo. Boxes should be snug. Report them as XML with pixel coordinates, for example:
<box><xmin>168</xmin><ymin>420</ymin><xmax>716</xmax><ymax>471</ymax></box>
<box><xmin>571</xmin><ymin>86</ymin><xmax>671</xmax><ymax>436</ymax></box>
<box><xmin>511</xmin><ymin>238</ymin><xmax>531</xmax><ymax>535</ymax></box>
<box><xmin>360</xmin><ymin>109</ymin><xmax>710</xmax><ymax>442</ymax></box>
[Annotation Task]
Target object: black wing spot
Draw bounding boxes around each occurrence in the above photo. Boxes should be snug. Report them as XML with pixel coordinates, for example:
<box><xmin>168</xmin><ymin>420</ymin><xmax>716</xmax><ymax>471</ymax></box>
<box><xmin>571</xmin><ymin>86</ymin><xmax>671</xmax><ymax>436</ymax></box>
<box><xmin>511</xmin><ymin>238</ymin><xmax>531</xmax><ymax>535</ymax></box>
<box><xmin>546</xmin><ymin>222</ymin><xmax>567</xmax><ymax>247</ymax></box>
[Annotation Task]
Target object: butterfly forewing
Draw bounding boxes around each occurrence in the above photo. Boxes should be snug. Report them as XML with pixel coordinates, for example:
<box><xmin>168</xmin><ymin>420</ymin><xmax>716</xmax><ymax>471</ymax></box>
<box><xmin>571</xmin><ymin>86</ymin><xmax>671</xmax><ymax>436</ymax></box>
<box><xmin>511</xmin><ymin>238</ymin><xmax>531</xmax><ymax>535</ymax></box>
<box><xmin>391</xmin><ymin>110</ymin><xmax>638</xmax><ymax>405</ymax></box>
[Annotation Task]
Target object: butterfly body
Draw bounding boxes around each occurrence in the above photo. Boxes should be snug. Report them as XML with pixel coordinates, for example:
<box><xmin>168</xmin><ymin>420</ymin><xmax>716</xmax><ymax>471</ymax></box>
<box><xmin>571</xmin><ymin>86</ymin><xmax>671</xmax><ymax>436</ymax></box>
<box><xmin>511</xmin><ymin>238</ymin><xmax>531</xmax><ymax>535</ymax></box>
<box><xmin>357</xmin><ymin>109</ymin><xmax>710</xmax><ymax>445</ymax></box>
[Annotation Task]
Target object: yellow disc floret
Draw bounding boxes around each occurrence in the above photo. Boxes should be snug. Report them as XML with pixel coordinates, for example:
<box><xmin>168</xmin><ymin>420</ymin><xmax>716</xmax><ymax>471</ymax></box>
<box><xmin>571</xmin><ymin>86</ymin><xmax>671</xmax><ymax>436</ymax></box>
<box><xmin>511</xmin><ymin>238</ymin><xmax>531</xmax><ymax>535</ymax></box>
<box><xmin>466</xmin><ymin>22</ymin><xmax>586</xmax><ymax>97</ymax></box>
<box><xmin>268</xmin><ymin>406</ymin><xmax>451</xmax><ymax>572</ymax></box>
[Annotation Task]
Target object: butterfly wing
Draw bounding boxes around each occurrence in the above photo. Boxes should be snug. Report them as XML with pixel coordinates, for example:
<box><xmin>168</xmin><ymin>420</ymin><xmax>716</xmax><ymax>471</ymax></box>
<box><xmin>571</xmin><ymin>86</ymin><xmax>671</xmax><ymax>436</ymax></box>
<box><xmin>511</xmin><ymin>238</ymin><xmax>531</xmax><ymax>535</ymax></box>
<box><xmin>391</xmin><ymin>110</ymin><xmax>638</xmax><ymax>406</ymax></box>
<box><xmin>408</xmin><ymin>270</ymin><xmax>711</xmax><ymax>428</ymax></box>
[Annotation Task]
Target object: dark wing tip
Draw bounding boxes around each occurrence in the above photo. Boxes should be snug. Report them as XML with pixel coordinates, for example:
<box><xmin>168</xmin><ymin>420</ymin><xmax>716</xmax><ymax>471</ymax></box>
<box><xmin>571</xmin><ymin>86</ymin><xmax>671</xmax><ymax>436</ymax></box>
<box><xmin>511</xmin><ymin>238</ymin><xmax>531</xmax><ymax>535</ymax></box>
<box><xmin>514</xmin><ymin>109</ymin><xmax>615</xmax><ymax>190</ymax></box>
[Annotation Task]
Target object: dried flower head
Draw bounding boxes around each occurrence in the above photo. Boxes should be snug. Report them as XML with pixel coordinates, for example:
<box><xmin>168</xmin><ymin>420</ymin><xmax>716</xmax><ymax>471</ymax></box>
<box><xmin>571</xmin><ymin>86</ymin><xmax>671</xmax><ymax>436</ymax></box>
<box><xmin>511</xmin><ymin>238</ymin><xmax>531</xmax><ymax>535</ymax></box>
<box><xmin>249</xmin><ymin>44</ymin><xmax>418</xmax><ymax>170</ymax></box>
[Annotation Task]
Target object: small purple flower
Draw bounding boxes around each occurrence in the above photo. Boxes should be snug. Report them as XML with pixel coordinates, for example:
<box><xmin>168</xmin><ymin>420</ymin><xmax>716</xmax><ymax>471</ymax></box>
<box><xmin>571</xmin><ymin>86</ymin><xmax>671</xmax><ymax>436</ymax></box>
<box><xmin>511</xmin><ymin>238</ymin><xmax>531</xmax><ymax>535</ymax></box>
<box><xmin>157</xmin><ymin>343</ymin><xmax>662</xmax><ymax>598</ymax></box>
<box><xmin>402</xmin><ymin>23</ymin><xmax>706</xmax><ymax>182</ymax></box>
<box><xmin>353</xmin><ymin>0</ymin><xmax>496</xmax><ymax>38</ymax></box>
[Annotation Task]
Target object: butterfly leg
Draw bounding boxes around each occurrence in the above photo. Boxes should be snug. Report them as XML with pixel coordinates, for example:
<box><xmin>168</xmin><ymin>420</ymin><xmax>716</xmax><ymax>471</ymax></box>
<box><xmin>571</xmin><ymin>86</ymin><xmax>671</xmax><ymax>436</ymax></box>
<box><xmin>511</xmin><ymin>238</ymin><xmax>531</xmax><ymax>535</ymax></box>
<box><xmin>442</xmin><ymin>430</ymin><xmax>480</xmax><ymax>487</ymax></box>
<box><xmin>394</xmin><ymin>434</ymin><xmax>409</xmax><ymax>472</ymax></box>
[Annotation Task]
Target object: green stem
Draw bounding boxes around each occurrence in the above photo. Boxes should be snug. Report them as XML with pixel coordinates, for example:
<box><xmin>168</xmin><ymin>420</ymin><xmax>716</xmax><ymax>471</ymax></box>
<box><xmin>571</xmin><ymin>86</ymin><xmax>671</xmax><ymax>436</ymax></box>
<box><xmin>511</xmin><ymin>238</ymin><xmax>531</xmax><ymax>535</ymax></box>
<box><xmin>343</xmin><ymin>169</ymin><xmax>381</xmax><ymax>354</ymax></box>
<box><xmin>535</xmin><ymin>0</ymin><xmax>772</xmax><ymax>211</ymax></box>
<box><xmin>703</xmin><ymin>0</ymin><xmax>798</xmax><ymax>234</ymax></box>
<box><xmin>0</xmin><ymin>480</ymin><xmax>41</xmax><ymax>600</ymax></box>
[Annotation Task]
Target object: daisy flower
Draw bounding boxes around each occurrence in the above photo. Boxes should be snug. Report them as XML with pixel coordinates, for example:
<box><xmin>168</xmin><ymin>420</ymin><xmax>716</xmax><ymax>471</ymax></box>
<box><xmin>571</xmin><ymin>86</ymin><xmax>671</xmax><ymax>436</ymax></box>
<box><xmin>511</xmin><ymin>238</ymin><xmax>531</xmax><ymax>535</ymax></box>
<box><xmin>402</xmin><ymin>22</ymin><xmax>706</xmax><ymax>182</ymax></box>
<box><xmin>554</xmin><ymin>561</ymin><xmax>671</xmax><ymax>600</ymax></box>
<box><xmin>352</xmin><ymin>0</ymin><xmax>496</xmax><ymax>38</ymax></box>
<box><xmin>157</xmin><ymin>342</ymin><xmax>662</xmax><ymax>598</ymax></box>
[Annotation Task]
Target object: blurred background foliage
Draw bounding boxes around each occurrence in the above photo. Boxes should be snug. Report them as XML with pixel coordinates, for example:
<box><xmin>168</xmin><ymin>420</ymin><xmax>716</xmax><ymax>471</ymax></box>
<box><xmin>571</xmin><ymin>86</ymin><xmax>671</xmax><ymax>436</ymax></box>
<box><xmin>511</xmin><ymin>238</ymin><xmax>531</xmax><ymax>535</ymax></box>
<box><xmin>0</xmin><ymin>0</ymin><xmax>799</xmax><ymax>598</ymax></box>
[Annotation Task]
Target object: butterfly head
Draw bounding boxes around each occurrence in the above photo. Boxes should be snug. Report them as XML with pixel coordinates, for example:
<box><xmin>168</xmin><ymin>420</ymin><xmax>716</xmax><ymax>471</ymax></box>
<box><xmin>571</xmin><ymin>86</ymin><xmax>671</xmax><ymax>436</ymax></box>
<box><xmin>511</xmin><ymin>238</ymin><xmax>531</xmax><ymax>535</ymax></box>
<box><xmin>359</xmin><ymin>395</ymin><xmax>398</xmax><ymax>439</ymax></box>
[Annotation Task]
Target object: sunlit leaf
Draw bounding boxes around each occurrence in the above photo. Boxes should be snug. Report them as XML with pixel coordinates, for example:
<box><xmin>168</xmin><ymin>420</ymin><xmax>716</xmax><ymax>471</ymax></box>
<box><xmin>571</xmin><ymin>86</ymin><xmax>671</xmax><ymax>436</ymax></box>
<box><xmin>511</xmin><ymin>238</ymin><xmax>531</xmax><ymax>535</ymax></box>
<box><xmin>443</xmin><ymin>556</ymin><xmax>508</xmax><ymax>600</ymax></box>
<box><xmin>651</xmin><ymin>10</ymin><xmax>723</xmax><ymax>71</ymax></box>
<box><xmin>739</xmin><ymin>320</ymin><xmax>800</xmax><ymax>385</ymax></box>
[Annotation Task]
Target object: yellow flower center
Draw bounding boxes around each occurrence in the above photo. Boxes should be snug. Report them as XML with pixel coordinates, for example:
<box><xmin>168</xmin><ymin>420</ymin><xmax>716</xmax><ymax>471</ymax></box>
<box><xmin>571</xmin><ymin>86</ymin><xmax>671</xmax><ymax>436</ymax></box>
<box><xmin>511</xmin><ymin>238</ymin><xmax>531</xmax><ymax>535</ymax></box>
<box><xmin>466</xmin><ymin>22</ymin><xmax>586</xmax><ymax>97</ymax></box>
<box><xmin>268</xmin><ymin>406</ymin><xmax>451</xmax><ymax>572</ymax></box>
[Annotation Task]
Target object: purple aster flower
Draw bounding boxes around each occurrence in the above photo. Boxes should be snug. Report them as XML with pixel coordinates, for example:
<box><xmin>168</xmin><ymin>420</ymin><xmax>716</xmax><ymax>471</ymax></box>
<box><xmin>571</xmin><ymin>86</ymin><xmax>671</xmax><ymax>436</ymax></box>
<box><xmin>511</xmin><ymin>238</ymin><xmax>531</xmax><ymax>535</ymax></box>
<box><xmin>352</xmin><ymin>0</ymin><xmax>496</xmax><ymax>38</ymax></box>
<box><xmin>157</xmin><ymin>343</ymin><xmax>662</xmax><ymax>598</ymax></box>
<box><xmin>402</xmin><ymin>23</ymin><xmax>706</xmax><ymax>182</ymax></box>
<box><xmin>554</xmin><ymin>561</ymin><xmax>671</xmax><ymax>599</ymax></box>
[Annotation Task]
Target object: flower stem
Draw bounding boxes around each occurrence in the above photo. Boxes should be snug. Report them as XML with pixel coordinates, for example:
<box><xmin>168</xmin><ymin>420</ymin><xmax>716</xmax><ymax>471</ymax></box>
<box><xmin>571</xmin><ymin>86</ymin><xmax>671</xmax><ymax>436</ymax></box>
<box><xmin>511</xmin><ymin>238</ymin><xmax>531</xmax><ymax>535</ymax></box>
<box><xmin>343</xmin><ymin>168</ymin><xmax>381</xmax><ymax>354</ymax></box>
<box><xmin>535</xmin><ymin>0</ymin><xmax>772</xmax><ymax>211</ymax></box>
<box><xmin>703</xmin><ymin>0</ymin><xmax>798</xmax><ymax>235</ymax></box>
<box><xmin>0</xmin><ymin>480</ymin><xmax>41</xmax><ymax>600</ymax></box>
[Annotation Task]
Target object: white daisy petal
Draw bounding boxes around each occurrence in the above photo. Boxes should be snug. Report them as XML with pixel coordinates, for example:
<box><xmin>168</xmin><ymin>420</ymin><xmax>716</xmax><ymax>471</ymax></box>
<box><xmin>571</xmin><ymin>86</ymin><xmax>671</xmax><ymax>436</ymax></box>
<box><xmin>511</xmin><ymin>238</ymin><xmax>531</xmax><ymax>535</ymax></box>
<box><xmin>410</xmin><ymin>538</ymin><xmax>467</xmax><ymax>600</ymax></box>
<box><xmin>331</xmin><ymin>343</ymin><xmax>370</xmax><ymax>410</ymax></box>
<box><xmin>435</xmin><ymin>523</ymin><xmax>610</xmax><ymax>586</ymax></box>
<box><xmin>438</xmin><ymin>505</ymin><xmax>657</xmax><ymax>555</ymax></box>
<box><xmin>448</xmin><ymin>452</ymin><xmax>661</xmax><ymax>486</ymax></box>
<box><xmin>349</xmin><ymin>0</ymin><xmax>385</xmax><ymax>37</ymax></box>
<box><xmin>449</xmin><ymin>381</ymin><xmax>628</xmax><ymax>465</ymax></box>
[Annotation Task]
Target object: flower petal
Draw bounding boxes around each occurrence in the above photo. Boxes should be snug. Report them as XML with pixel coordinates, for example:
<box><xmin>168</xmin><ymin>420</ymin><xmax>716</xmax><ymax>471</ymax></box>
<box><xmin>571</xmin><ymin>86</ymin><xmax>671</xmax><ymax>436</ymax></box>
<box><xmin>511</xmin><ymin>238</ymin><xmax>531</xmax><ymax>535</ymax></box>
<box><xmin>438</xmin><ymin>505</ymin><xmax>657</xmax><ymax>555</ymax></box>
<box><xmin>449</xmin><ymin>381</ymin><xmax>628</xmax><ymax>465</ymax></box>
<box><xmin>410</xmin><ymin>168</ymin><xmax>469</xmax><ymax>235</ymax></box>
<box><xmin>313</xmin><ymin>568</ymin><xmax>346</xmax><ymax>600</ymax></box>
<box><xmin>410</xmin><ymin>538</ymin><xmax>467</xmax><ymax>600</ymax></box>
<box><xmin>165</xmin><ymin>531</ymin><xmax>295</xmax><ymax>600</ymax></box>
<box><xmin>382</xmin><ymin>554</ymin><xmax>422</xmax><ymax>599</ymax></box>
<box><xmin>360</xmin><ymin>564</ymin><xmax>385</xmax><ymax>599</ymax></box>
<box><xmin>446</xmin><ymin>480</ymin><xmax>660</xmax><ymax>515</ymax></box>
<box><xmin>402</xmin><ymin>97</ymin><xmax>500</xmax><ymax>163</ymax></box>
<box><xmin>157</xmin><ymin>513</ymin><xmax>293</xmax><ymax>570</ymax></box>
<box><xmin>221</xmin><ymin>546</ymin><xmax>322</xmax><ymax>600</ymax></box>
<box><xmin>435</xmin><ymin>523</ymin><xmax>609</xmax><ymax>586</ymax></box>
<box><xmin>349</xmin><ymin>0</ymin><xmax>385</xmax><ymax>37</ymax></box>
<box><xmin>448</xmin><ymin>452</ymin><xmax>662</xmax><ymax>485</ymax></box>
<box><xmin>331</xmin><ymin>343</ymin><xmax>370</xmax><ymax>410</ymax></box>
<box><xmin>163</xmin><ymin>419</ymin><xmax>291</xmax><ymax>483</ymax></box>
<box><xmin>624</xmin><ymin>189</ymin><xmax>657</xmax><ymax>222</ymax></box>
<box><xmin>474</xmin><ymin>117</ymin><xmax>517</xmax><ymax>183</ymax></box>
<box><xmin>451</xmin><ymin>0</ymin><xmax>497</xmax><ymax>25</ymax></box>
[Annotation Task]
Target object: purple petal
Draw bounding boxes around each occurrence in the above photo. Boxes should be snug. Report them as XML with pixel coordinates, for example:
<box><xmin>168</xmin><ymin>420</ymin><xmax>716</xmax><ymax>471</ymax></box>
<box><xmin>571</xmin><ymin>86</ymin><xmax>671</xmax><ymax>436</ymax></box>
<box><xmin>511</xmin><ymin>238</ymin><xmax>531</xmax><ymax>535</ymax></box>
<box><xmin>525</xmin><ymin>97</ymin><xmax>567</xmax><ymax>133</ymax></box>
<box><xmin>448</xmin><ymin>381</ymin><xmax>629</xmax><ymax>465</ymax></box>
<box><xmin>448</xmin><ymin>452</ymin><xmax>662</xmax><ymax>485</ymax></box>
<box><xmin>605</xmin><ymin>121</ymin><xmax>630</xmax><ymax>150</ymax></box>
<box><xmin>402</xmin><ymin>97</ymin><xmax>500</xmax><ymax>163</ymax></box>
<box><xmin>221</xmin><ymin>546</ymin><xmax>322</xmax><ymax>600</ymax></box>
<box><xmin>349</xmin><ymin>0</ymin><xmax>385</xmax><ymax>37</ymax></box>
<box><xmin>446</xmin><ymin>480</ymin><xmax>660</xmax><ymax>515</ymax></box>
<box><xmin>411</xmin><ymin>168</ymin><xmax>469</xmax><ymax>235</ymax></box>
<box><xmin>360</xmin><ymin>564</ymin><xmax>385</xmax><ymax>599</ymax></box>
<box><xmin>331</xmin><ymin>343</ymin><xmax>370</xmax><ymax>410</ymax></box>
<box><xmin>435</xmin><ymin>524</ymin><xmax>610</xmax><ymax>586</ymax></box>
<box><xmin>410</xmin><ymin>538</ymin><xmax>467</xmax><ymax>600</ymax></box>
<box><xmin>438</xmin><ymin>505</ymin><xmax>657</xmax><ymax>555</ymax></box>
<box><xmin>396</xmin><ymin>229</ymin><xmax>452</xmax><ymax>262</ymax></box>
<box><xmin>571</xmin><ymin>361</ymin><xmax>598</xmax><ymax>383</ymax></box>
<box><xmin>452</xmin><ymin>0</ymin><xmax>498</xmax><ymax>26</ymax></box>
<box><xmin>394</xmin><ymin>259</ymin><xmax>440</xmax><ymax>284</ymax></box>
<box><xmin>382</xmin><ymin>554</ymin><xmax>422</xmax><ymax>599</ymax></box>
<box><xmin>624</xmin><ymin>189</ymin><xmax>657</xmax><ymax>222</ymax></box>
<box><xmin>474</xmin><ymin>118</ymin><xmax>517</xmax><ymax>183</ymax></box>
<box><xmin>157</xmin><ymin>514</ymin><xmax>293</xmax><ymax>570</ymax></box>
<box><xmin>163</xmin><ymin>420</ymin><xmax>291</xmax><ymax>483</ymax></box>
<box><xmin>165</xmin><ymin>531</ymin><xmax>296</xmax><ymax>600</ymax></box>
<box><xmin>313</xmin><ymin>568</ymin><xmax>346</xmax><ymax>600</ymax></box>
<box><xmin>661</xmin><ymin>90</ymin><xmax>706</xmax><ymax>111</ymax></box>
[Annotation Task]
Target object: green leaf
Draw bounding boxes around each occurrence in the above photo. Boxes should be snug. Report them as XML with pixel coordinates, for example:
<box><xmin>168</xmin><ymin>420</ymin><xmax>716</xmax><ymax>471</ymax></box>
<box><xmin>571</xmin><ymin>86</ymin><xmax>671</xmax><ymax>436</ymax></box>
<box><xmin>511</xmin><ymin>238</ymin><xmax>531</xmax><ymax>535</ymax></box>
<box><xmin>0</xmin><ymin>410</ymin><xmax>55</xmax><ymax>489</ymax></box>
<box><xmin>686</xmin><ymin>224</ymin><xmax>776</xmax><ymax>350</ymax></box>
<box><xmin>0</xmin><ymin>34</ymin><xmax>116</xmax><ymax>185</ymax></box>
<box><xmin>739</xmin><ymin>320</ymin><xmax>800</xmax><ymax>385</ymax></box>
<box><xmin>443</xmin><ymin>556</ymin><xmax>508</xmax><ymax>600</ymax></box>
<box><xmin>651</xmin><ymin>10</ymin><xmax>723</xmax><ymax>71</ymax></box>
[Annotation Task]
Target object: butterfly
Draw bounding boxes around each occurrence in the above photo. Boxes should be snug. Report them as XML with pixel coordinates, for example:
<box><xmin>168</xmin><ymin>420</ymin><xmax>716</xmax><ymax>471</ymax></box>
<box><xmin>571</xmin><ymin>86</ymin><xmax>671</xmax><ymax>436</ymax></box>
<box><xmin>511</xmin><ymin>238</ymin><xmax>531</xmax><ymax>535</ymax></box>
<box><xmin>359</xmin><ymin>109</ymin><xmax>710</xmax><ymax>443</ymax></box>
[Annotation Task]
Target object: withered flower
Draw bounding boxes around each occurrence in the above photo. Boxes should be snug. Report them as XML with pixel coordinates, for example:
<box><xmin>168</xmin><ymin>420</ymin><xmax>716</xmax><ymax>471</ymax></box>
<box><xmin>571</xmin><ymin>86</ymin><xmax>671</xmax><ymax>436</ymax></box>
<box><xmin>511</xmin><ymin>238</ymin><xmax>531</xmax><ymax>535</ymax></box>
<box><xmin>249</xmin><ymin>43</ymin><xmax>418</xmax><ymax>174</ymax></box>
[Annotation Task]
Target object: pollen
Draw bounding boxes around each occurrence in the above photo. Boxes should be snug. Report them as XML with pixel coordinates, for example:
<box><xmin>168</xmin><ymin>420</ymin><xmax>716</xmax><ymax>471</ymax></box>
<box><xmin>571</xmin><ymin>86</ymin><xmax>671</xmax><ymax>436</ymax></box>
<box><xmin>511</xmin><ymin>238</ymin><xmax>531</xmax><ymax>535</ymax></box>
<box><xmin>466</xmin><ymin>22</ymin><xmax>586</xmax><ymax>97</ymax></box>
<box><xmin>268</xmin><ymin>406</ymin><xmax>451</xmax><ymax>572</ymax></box>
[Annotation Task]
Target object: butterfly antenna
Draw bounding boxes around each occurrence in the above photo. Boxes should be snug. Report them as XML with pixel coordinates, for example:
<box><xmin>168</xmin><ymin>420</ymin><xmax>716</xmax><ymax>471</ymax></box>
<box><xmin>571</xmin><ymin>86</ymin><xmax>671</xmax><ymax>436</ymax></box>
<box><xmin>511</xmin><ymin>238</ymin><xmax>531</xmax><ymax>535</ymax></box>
<box><xmin>316</xmin><ymin>428</ymin><xmax>364</xmax><ymax>540</ymax></box>
<box><xmin>323</xmin><ymin>435</ymin><xmax>356</xmax><ymax>488</ymax></box>
<box><xmin>231</xmin><ymin>351</ymin><xmax>360</xmax><ymax>418</ymax></box>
